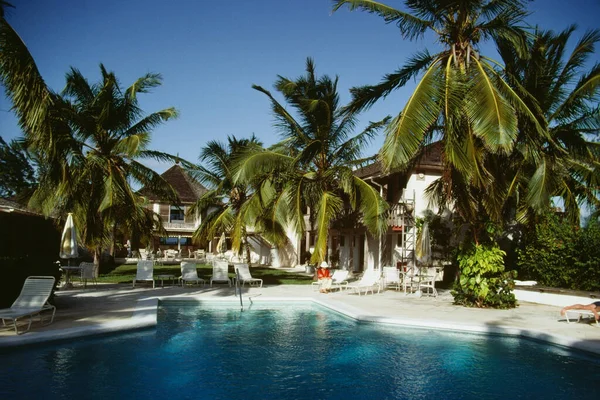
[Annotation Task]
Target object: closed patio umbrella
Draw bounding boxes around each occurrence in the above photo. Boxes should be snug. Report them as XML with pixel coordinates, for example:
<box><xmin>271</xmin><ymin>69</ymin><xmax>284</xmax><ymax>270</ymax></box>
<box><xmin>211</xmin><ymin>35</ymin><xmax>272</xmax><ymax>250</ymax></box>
<box><xmin>60</xmin><ymin>213</ymin><xmax>79</xmax><ymax>265</ymax></box>
<box><xmin>216</xmin><ymin>232</ymin><xmax>226</xmax><ymax>255</ymax></box>
<box><xmin>415</xmin><ymin>221</ymin><xmax>431</xmax><ymax>267</ymax></box>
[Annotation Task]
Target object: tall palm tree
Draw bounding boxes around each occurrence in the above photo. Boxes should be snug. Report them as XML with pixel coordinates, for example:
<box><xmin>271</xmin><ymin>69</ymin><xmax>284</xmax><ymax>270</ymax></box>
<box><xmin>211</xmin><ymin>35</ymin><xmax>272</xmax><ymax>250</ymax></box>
<box><xmin>332</xmin><ymin>0</ymin><xmax>544</xmax><ymax>239</ymax></box>
<box><xmin>188</xmin><ymin>135</ymin><xmax>268</xmax><ymax>261</ymax></box>
<box><xmin>235</xmin><ymin>58</ymin><xmax>390</xmax><ymax>263</ymax></box>
<box><xmin>37</xmin><ymin>66</ymin><xmax>179</xmax><ymax>264</ymax></box>
<box><xmin>498</xmin><ymin>26</ymin><xmax>600</xmax><ymax>224</ymax></box>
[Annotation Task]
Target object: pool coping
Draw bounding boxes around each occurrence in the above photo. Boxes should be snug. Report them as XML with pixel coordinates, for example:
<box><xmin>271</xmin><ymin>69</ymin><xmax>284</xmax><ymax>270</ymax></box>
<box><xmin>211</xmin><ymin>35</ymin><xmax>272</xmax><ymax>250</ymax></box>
<box><xmin>1</xmin><ymin>294</ymin><xmax>599</xmax><ymax>356</ymax></box>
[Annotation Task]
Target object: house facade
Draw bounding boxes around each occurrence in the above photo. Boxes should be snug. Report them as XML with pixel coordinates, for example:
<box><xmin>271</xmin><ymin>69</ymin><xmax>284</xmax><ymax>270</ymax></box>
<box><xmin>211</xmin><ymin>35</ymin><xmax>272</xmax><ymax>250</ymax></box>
<box><xmin>291</xmin><ymin>142</ymin><xmax>444</xmax><ymax>271</ymax></box>
<box><xmin>138</xmin><ymin>163</ymin><xmax>208</xmax><ymax>255</ymax></box>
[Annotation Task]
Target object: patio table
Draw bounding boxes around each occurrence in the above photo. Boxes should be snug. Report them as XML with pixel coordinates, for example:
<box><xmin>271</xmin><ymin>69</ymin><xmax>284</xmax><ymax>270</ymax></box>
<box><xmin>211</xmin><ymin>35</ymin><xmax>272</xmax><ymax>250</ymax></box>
<box><xmin>60</xmin><ymin>266</ymin><xmax>82</xmax><ymax>289</ymax></box>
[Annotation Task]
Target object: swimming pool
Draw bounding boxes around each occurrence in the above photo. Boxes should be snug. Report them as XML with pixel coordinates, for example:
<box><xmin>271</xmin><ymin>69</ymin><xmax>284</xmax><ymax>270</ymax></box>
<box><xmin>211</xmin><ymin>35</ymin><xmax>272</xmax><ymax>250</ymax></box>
<box><xmin>0</xmin><ymin>301</ymin><xmax>598</xmax><ymax>399</ymax></box>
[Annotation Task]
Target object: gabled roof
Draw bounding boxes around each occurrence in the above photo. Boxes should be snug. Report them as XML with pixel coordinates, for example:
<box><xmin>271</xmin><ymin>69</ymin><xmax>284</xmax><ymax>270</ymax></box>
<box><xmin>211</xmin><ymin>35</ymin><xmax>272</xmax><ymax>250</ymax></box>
<box><xmin>354</xmin><ymin>141</ymin><xmax>443</xmax><ymax>179</ymax></box>
<box><xmin>139</xmin><ymin>163</ymin><xmax>207</xmax><ymax>203</ymax></box>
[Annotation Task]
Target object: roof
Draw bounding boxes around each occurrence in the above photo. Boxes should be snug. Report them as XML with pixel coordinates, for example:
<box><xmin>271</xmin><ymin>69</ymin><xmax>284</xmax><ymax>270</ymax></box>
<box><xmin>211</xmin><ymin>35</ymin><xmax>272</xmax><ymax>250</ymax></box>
<box><xmin>138</xmin><ymin>163</ymin><xmax>207</xmax><ymax>203</ymax></box>
<box><xmin>0</xmin><ymin>198</ymin><xmax>43</xmax><ymax>216</ymax></box>
<box><xmin>354</xmin><ymin>142</ymin><xmax>443</xmax><ymax>179</ymax></box>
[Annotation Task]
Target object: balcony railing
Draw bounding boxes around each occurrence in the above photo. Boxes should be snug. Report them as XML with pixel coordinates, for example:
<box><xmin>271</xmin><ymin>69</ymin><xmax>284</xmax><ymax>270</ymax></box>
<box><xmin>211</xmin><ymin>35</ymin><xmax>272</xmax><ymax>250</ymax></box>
<box><xmin>163</xmin><ymin>221</ymin><xmax>197</xmax><ymax>231</ymax></box>
<box><xmin>387</xmin><ymin>202</ymin><xmax>415</xmax><ymax>229</ymax></box>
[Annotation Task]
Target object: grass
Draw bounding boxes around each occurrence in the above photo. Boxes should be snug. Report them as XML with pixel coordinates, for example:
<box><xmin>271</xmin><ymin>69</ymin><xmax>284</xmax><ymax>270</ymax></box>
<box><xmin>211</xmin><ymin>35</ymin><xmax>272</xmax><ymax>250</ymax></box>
<box><xmin>97</xmin><ymin>263</ymin><xmax>314</xmax><ymax>286</ymax></box>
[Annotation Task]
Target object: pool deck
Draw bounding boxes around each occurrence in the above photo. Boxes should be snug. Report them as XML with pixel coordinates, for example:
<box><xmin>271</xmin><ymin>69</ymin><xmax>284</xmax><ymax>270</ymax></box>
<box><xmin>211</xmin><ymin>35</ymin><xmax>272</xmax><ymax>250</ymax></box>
<box><xmin>1</xmin><ymin>282</ymin><xmax>599</xmax><ymax>355</ymax></box>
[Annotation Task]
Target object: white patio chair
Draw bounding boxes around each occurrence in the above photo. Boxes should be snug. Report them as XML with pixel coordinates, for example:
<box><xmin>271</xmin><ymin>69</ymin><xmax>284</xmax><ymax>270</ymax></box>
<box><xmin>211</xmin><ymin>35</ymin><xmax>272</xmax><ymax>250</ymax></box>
<box><xmin>417</xmin><ymin>267</ymin><xmax>438</xmax><ymax>297</ymax></box>
<box><xmin>79</xmin><ymin>262</ymin><xmax>98</xmax><ymax>288</ymax></box>
<box><xmin>0</xmin><ymin>276</ymin><xmax>56</xmax><ymax>334</ymax></box>
<box><xmin>234</xmin><ymin>263</ymin><xmax>263</xmax><ymax>287</ymax></box>
<box><xmin>179</xmin><ymin>261</ymin><xmax>205</xmax><ymax>287</ymax></box>
<box><xmin>210</xmin><ymin>260</ymin><xmax>232</xmax><ymax>287</ymax></box>
<box><xmin>383</xmin><ymin>266</ymin><xmax>401</xmax><ymax>291</ymax></box>
<box><xmin>133</xmin><ymin>260</ymin><xmax>155</xmax><ymax>288</ymax></box>
<box><xmin>346</xmin><ymin>269</ymin><xmax>381</xmax><ymax>296</ymax></box>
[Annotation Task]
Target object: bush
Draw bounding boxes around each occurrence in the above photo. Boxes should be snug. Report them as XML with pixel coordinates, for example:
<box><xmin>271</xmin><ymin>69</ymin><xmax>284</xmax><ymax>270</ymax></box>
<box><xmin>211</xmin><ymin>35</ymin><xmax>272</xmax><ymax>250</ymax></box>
<box><xmin>0</xmin><ymin>211</ymin><xmax>62</xmax><ymax>307</ymax></box>
<box><xmin>452</xmin><ymin>243</ymin><xmax>517</xmax><ymax>309</ymax></box>
<box><xmin>516</xmin><ymin>213</ymin><xmax>600</xmax><ymax>291</ymax></box>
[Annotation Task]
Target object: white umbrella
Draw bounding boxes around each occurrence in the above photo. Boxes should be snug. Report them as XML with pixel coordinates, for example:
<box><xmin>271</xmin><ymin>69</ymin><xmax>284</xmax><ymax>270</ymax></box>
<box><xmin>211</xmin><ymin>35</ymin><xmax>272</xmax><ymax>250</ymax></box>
<box><xmin>60</xmin><ymin>213</ymin><xmax>79</xmax><ymax>265</ymax></box>
<box><xmin>416</xmin><ymin>221</ymin><xmax>431</xmax><ymax>266</ymax></box>
<box><xmin>216</xmin><ymin>232</ymin><xmax>226</xmax><ymax>255</ymax></box>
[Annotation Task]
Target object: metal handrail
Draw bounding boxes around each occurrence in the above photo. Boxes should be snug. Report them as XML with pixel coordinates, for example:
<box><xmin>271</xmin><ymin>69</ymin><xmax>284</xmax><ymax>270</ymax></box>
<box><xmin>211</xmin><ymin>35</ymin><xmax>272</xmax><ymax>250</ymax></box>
<box><xmin>235</xmin><ymin>267</ymin><xmax>243</xmax><ymax>311</ymax></box>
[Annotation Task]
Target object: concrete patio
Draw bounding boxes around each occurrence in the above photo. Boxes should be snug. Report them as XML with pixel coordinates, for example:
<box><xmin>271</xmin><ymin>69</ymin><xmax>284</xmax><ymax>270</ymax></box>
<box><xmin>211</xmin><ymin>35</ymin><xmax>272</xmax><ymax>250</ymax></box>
<box><xmin>1</xmin><ymin>282</ymin><xmax>599</xmax><ymax>355</ymax></box>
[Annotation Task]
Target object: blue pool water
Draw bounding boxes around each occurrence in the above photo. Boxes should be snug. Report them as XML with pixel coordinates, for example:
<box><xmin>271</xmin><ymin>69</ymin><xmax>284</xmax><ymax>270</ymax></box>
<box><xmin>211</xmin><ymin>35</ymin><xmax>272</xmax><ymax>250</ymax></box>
<box><xmin>1</xmin><ymin>301</ymin><xmax>599</xmax><ymax>399</ymax></box>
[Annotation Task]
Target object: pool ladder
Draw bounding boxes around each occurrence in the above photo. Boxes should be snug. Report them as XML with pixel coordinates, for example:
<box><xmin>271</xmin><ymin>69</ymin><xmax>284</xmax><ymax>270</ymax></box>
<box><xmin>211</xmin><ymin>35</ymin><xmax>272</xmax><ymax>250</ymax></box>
<box><xmin>235</xmin><ymin>267</ymin><xmax>243</xmax><ymax>311</ymax></box>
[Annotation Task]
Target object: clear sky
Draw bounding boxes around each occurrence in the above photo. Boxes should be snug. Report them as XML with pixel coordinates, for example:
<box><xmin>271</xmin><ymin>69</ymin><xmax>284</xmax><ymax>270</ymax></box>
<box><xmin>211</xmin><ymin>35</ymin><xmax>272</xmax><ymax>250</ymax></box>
<box><xmin>1</xmin><ymin>0</ymin><xmax>599</xmax><ymax>173</ymax></box>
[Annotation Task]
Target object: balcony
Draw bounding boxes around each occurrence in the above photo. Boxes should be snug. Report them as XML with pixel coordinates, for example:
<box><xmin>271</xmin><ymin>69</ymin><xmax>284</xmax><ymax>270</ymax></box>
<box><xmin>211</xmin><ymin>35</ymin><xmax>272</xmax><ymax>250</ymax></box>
<box><xmin>387</xmin><ymin>202</ymin><xmax>415</xmax><ymax>229</ymax></box>
<box><xmin>163</xmin><ymin>221</ymin><xmax>197</xmax><ymax>232</ymax></box>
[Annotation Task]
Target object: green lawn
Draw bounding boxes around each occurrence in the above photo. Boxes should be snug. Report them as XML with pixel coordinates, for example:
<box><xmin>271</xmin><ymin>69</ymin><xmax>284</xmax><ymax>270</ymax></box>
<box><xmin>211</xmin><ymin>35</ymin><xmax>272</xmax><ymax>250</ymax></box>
<box><xmin>97</xmin><ymin>263</ymin><xmax>314</xmax><ymax>286</ymax></box>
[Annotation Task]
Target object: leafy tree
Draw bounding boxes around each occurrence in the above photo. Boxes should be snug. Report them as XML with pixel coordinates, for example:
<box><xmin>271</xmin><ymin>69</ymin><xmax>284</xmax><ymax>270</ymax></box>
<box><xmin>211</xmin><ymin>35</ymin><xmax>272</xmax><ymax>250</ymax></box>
<box><xmin>332</xmin><ymin>0</ymin><xmax>542</xmax><ymax>240</ymax></box>
<box><xmin>34</xmin><ymin>66</ymin><xmax>180</xmax><ymax>265</ymax></box>
<box><xmin>498</xmin><ymin>26</ymin><xmax>600</xmax><ymax>224</ymax></box>
<box><xmin>0</xmin><ymin>136</ymin><xmax>36</xmax><ymax>201</ymax></box>
<box><xmin>235</xmin><ymin>58</ymin><xmax>389</xmax><ymax>263</ymax></box>
<box><xmin>1</xmin><ymin>5</ymin><xmax>179</xmax><ymax>265</ymax></box>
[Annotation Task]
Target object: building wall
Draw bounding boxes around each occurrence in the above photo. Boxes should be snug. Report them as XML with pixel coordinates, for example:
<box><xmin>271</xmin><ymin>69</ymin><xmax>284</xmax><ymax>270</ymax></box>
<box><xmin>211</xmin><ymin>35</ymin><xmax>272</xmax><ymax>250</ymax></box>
<box><xmin>405</xmin><ymin>172</ymin><xmax>441</xmax><ymax>217</ymax></box>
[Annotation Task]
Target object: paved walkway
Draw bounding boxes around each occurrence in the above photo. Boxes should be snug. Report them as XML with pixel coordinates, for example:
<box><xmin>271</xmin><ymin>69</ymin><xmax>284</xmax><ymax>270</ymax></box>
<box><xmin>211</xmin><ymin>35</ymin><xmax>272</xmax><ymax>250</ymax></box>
<box><xmin>1</xmin><ymin>283</ymin><xmax>599</xmax><ymax>354</ymax></box>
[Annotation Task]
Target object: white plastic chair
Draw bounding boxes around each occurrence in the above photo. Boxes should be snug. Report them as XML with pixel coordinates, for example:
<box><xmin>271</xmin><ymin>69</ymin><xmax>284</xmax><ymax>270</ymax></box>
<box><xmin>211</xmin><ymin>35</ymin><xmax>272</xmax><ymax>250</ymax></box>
<box><xmin>210</xmin><ymin>260</ymin><xmax>232</xmax><ymax>287</ymax></box>
<box><xmin>133</xmin><ymin>260</ymin><xmax>155</xmax><ymax>288</ymax></box>
<box><xmin>0</xmin><ymin>276</ymin><xmax>56</xmax><ymax>334</ymax></box>
<box><xmin>383</xmin><ymin>266</ymin><xmax>401</xmax><ymax>291</ymax></box>
<box><xmin>79</xmin><ymin>262</ymin><xmax>98</xmax><ymax>288</ymax></box>
<box><xmin>234</xmin><ymin>263</ymin><xmax>263</xmax><ymax>287</ymax></box>
<box><xmin>418</xmin><ymin>267</ymin><xmax>438</xmax><ymax>297</ymax></box>
<box><xmin>180</xmin><ymin>261</ymin><xmax>205</xmax><ymax>287</ymax></box>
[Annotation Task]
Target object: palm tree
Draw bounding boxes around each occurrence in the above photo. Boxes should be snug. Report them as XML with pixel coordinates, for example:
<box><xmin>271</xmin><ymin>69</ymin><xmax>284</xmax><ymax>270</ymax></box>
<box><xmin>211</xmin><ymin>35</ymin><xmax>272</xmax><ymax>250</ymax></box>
<box><xmin>332</xmin><ymin>0</ymin><xmax>544</xmax><ymax>239</ymax></box>
<box><xmin>235</xmin><ymin>58</ymin><xmax>389</xmax><ymax>263</ymax></box>
<box><xmin>498</xmin><ymin>26</ymin><xmax>600</xmax><ymax>224</ymax></box>
<box><xmin>38</xmin><ymin>66</ymin><xmax>179</xmax><ymax>265</ymax></box>
<box><xmin>188</xmin><ymin>135</ymin><xmax>267</xmax><ymax>261</ymax></box>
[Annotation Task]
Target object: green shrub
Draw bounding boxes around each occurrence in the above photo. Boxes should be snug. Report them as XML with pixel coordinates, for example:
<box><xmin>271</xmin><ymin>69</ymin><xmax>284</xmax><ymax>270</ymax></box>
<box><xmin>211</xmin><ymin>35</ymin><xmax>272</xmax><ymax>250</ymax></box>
<box><xmin>0</xmin><ymin>211</ymin><xmax>62</xmax><ymax>307</ymax></box>
<box><xmin>516</xmin><ymin>213</ymin><xmax>600</xmax><ymax>291</ymax></box>
<box><xmin>452</xmin><ymin>243</ymin><xmax>517</xmax><ymax>309</ymax></box>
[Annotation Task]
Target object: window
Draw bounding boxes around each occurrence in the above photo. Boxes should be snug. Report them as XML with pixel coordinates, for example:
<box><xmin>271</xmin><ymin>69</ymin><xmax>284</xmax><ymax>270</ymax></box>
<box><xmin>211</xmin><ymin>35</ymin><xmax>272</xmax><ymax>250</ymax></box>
<box><xmin>170</xmin><ymin>206</ymin><xmax>185</xmax><ymax>222</ymax></box>
<box><xmin>159</xmin><ymin>237</ymin><xmax>191</xmax><ymax>245</ymax></box>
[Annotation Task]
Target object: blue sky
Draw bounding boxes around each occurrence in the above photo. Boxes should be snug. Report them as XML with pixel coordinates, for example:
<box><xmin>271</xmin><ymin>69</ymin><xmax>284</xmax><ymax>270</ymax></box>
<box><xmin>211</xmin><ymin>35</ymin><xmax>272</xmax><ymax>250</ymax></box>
<box><xmin>1</xmin><ymin>0</ymin><xmax>599</xmax><ymax>173</ymax></box>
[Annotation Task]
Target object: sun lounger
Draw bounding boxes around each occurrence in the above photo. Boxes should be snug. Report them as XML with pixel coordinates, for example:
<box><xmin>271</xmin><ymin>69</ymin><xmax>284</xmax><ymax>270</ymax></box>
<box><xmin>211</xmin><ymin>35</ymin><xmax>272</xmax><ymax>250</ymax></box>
<box><xmin>0</xmin><ymin>276</ymin><xmax>56</xmax><ymax>334</ymax></box>
<box><xmin>564</xmin><ymin>310</ymin><xmax>599</xmax><ymax>326</ymax></box>
<box><xmin>346</xmin><ymin>269</ymin><xmax>381</xmax><ymax>296</ymax></box>
<box><xmin>210</xmin><ymin>260</ymin><xmax>232</xmax><ymax>287</ymax></box>
<box><xmin>133</xmin><ymin>260</ymin><xmax>155</xmax><ymax>288</ymax></box>
<box><xmin>179</xmin><ymin>261</ymin><xmax>205</xmax><ymax>287</ymax></box>
<box><xmin>234</xmin><ymin>263</ymin><xmax>263</xmax><ymax>287</ymax></box>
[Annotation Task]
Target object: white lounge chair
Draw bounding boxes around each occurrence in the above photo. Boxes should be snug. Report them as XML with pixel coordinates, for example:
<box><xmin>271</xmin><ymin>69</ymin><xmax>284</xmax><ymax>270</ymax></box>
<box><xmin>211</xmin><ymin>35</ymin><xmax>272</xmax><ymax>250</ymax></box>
<box><xmin>234</xmin><ymin>263</ymin><xmax>263</xmax><ymax>287</ymax></box>
<box><xmin>382</xmin><ymin>266</ymin><xmax>401</xmax><ymax>291</ymax></box>
<box><xmin>0</xmin><ymin>276</ymin><xmax>56</xmax><ymax>334</ymax></box>
<box><xmin>210</xmin><ymin>260</ymin><xmax>232</xmax><ymax>287</ymax></box>
<box><xmin>347</xmin><ymin>269</ymin><xmax>381</xmax><ymax>296</ymax></box>
<box><xmin>311</xmin><ymin>269</ymin><xmax>350</xmax><ymax>291</ymax></box>
<box><xmin>133</xmin><ymin>260</ymin><xmax>155</xmax><ymax>288</ymax></box>
<box><xmin>564</xmin><ymin>310</ymin><xmax>599</xmax><ymax>326</ymax></box>
<box><xmin>180</xmin><ymin>261</ymin><xmax>205</xmax><ymax>287</ymax></box>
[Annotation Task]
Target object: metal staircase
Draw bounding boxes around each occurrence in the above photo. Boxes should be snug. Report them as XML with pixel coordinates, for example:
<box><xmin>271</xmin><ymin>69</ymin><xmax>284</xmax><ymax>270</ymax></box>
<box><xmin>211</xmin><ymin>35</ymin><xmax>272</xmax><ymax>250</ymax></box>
<box><xmin>397</xmin><ymin>189</ymin><xmax>416</xmax><ymax>270</ymax></box>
